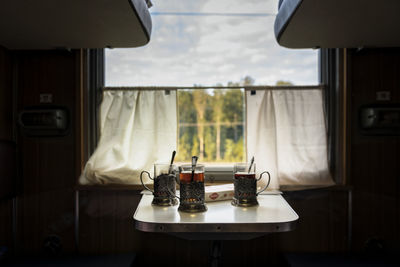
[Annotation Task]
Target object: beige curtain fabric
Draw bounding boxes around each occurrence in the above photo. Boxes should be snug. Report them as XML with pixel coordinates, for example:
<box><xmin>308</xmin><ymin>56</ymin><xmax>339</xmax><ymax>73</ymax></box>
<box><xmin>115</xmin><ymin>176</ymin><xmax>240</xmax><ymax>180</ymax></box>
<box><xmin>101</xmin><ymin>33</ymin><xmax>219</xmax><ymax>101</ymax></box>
<box><xmin>79</xmin><ymin>90</ymin><xmax>177</xmax><ymax>185</ymax></box>
<box><xmin>246</xmin><ymin>89</ymin><xmax>333</xmax><ymax>189</ymax></box>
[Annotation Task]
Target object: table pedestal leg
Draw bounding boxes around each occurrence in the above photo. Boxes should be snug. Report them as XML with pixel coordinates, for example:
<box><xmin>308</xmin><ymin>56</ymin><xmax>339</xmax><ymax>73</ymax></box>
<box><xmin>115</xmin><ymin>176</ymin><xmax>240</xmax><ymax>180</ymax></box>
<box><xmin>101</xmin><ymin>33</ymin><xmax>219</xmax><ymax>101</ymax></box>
<box><xmin>210</xmin><ymin>240</ymin><xmax>222</xmax><ymax>267</ymax></box>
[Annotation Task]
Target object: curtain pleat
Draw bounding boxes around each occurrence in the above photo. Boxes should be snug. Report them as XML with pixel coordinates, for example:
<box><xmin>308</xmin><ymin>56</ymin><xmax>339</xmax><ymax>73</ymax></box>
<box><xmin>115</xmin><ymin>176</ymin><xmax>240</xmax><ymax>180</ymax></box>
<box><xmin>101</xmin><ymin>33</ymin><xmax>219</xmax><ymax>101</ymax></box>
<box><xmin>79</xmin><ymin>90</ymin><xmax>177</xmax><ymax>185</ymax></box>
<box><xmin>81</xmin><ymin>87</ymin><xmax>331</xmax><ymax>187</ymax></box>
<box><xmin>246</xmin><ymin>89</ymin><xmax>333</xmax><ymax>189</ymax></box>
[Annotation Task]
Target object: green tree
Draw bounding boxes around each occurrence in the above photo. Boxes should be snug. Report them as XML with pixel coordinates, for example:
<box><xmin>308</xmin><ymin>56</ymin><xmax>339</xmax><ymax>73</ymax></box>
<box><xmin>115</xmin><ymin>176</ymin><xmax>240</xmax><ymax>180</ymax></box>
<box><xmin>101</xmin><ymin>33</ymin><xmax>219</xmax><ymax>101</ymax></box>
<box><xmin>241</xmin><ymin>75</ymin><xmax>255</xmax><ymax>86</ymax></box>
<box><xmin>191</xmin><ymin>132</ymin><xmax>199</xmax><ymax>157</ymax></box>
<box><xmin>234</xmin><ymin>137</ymin><xmax>244</xmax><ymax>162</ymax></box>
<box><xmin>223</xmin><ymin>137</ymin><xmax>244</xmax><ymax>162</ymax></box>
<box><xmin>178</xmin><ymin>90</ymin><xmax>196</xmax><ymax>123</ymax></box>
<box><xmin>192</xmin><ymin>90</ymin><xmax>209</xmax><ymax>160</ymax></box>
<box><xmin>176</xmin><ymin>77</ymin><xmax>254</xmax><ymax>163</ymax></box>
<box><xmin>222</xmin><ymin>89</ymin><xmax>244</xmax><ymax>144</ymax></box>
<box><xmin>212</xmin><ymin>89</ymin><xmax>224</xmax><ymax>161</ymax></box>
<box><xmin>177</xmin><ymin>90</ymin><xmax>196</xmax><ymax>162</ymax></box>
<box><xmin>204</xmin><ymin>126</ymin><xmax>216</xmax><ymax>161</ymax></box>
<box><xmin>276</xmin><ymin>80</ymin><xmax>293</xmax><ymax>86</ymax></box>
<box><xmin>177</xmin><ymin>130</ymin><xmax>192</xmax><ymax>161</ymax></box>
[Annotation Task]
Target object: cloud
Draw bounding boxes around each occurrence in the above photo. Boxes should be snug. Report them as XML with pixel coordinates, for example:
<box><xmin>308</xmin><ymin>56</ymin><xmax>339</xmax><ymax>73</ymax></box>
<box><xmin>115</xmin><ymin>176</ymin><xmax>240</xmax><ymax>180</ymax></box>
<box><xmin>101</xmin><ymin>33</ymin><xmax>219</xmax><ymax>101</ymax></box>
<box><xmin>106</xmin><ymin>0</ymin><xmax>318</xmax><ymax>87</ymax></box>
<box><xmin>200</xmin><ymin>0</ymin><xmax>278</xmax><ymax>14</ymax></box>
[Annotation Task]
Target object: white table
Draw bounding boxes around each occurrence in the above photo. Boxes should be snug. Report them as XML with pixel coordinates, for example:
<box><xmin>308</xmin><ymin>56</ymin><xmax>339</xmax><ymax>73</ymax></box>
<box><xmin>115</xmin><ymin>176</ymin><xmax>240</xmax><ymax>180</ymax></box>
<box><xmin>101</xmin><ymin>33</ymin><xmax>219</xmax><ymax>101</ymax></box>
<box><xmin>134</xmin><ymin>194</ymin><xmax>299</xmax><ymax>240</ymax></box>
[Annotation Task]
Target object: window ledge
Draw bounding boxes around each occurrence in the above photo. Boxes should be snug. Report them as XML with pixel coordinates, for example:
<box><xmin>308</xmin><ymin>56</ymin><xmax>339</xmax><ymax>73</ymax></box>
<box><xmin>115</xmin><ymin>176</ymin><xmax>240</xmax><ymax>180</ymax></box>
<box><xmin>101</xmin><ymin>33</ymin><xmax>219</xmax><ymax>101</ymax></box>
<box><xmin>75</xmin><ymin>181</ymin><xmax>232</xmax><ymax>192</ymax></box>
<box><xmin>75</xmin><ymin>183</ymin><xmax>352</xmax><ymax>193</ymax></box>
<box><xmin>76</xmin><ymin>184</ymin><xmax>144</xmax><ymax>192</ymax></box>
<box><xmin>280</xmin><ymin>184</ymin><xmax>352</xmax><ymax>192</ymax></box>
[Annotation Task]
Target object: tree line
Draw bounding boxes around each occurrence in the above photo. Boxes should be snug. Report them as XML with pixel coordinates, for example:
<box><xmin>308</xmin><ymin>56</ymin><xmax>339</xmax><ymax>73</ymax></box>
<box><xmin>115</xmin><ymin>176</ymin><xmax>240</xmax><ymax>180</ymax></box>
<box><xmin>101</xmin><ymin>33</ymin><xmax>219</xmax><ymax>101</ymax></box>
<box><xmin>175</xmin><ymin>77</ymin><xmax>293</xmax><ymax>162</ymax></box>
<box><xmin>175</xmin><ymin>77</ymin><xmax>252</xmax><ymax>163</ymax></box>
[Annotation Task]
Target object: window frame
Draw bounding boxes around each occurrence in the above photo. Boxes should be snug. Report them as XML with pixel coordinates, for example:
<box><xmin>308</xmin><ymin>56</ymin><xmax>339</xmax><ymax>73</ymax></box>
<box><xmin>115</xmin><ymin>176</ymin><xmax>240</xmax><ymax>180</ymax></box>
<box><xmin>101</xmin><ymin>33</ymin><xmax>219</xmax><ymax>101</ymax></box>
<box><xmin>88</xmin><ymin>48</ymin><xmax>341</xmax><ymax>184</ymax></box>
<box><xmin>85</xmin><ymin>49</ymin><xmax>104</xmax><ymax>158</ymax></box>
<box><xmin>319</xmin><ymin>48</ymin><xmax>344</xmax><ymax>184</ymax></box>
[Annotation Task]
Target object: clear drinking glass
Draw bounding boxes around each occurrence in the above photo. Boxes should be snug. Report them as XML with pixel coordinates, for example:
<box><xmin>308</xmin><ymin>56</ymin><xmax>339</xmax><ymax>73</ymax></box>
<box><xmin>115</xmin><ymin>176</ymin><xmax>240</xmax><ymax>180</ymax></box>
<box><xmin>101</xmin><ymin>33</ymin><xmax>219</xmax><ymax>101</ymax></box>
<box><xmin>140</xmin><ymin>163</ymin><xmax>178</xmax><ymax>206</ymax></box>
<box><xmin>177</xmin><ymin>164</ymin><xmax>207</xmax><ymax>212</ymax></box>
<box><xmin>232</xmin><ymin>162</ymin><xmax>270</xmax><ymax>207</ymax></box>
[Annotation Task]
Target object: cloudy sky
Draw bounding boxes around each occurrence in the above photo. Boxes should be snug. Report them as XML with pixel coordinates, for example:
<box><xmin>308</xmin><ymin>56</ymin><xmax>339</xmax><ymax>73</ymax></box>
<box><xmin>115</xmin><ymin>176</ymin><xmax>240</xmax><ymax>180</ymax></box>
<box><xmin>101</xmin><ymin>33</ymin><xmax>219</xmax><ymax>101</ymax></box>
<box><xmin>105</xmin><ymin>0</ymin><xmax>319</xmax><ymax>87</ymax></box>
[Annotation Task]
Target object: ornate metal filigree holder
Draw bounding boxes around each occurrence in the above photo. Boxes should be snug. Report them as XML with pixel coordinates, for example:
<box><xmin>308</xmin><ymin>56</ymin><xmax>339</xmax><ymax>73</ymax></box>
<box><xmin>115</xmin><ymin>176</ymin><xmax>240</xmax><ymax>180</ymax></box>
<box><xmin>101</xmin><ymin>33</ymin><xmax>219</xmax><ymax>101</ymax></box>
<box><xmin>152</xmin><ymin>174</ymin><xmax>178</xmax><ymax>206</ymax></box>
<box><xmin>232</xmin><ymin>162</ymin><xmax>271</xmax><ymax>207</ymax></box>
<box><xmin>140</xmin><ymin>164</ymin><xmax>178</xmax><ymax>207</ymax></box>
<box><xmin>231</xmin><ymin>177</ymin><xmax>259</xmax><ymax>207</ymax></box>
<box><xmin>178</xmin><ymin>181</ymin><xmax>207</xmax><ymax>212</ymax></box>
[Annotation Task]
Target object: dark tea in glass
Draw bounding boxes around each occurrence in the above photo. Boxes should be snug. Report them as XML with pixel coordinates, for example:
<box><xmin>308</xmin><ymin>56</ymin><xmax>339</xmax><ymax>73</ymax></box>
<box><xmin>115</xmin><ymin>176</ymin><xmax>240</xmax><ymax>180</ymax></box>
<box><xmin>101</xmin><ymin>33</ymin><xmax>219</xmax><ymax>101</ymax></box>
<box><xmin>177</xmin><ymin>164</ymin><xmax>207</xmax><ymax>212</ymax></box>
<box><xmin>232</xmin><ymin>162</ymin><xmax>270</xmax><ymax>207</ymax></box>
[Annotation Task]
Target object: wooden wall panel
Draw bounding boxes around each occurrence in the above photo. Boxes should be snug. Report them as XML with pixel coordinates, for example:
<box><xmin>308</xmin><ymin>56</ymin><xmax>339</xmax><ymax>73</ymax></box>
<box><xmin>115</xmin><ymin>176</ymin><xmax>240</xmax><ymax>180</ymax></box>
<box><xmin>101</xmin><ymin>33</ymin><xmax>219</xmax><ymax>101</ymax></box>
<box><xmin>280</xmin><ymin>189</ymin><xmax>349</xmax><ymax>252</ymax></box>
<box><xmin>15</xmin><ymin>50</ymin><xmax>78</xmax><ymax>254</ymax></box>
<box><xmin>78</xmin><ymin>191</ymin><xmax>143</xmax><ymax>254</ymax></box>
<box><xmin>349</xmin><ymin>48</ymin><xmax>400</xmax><ymax>251</ymax></box>
<box><xmin>16</xmin><ymin>189</ymin><xmax>75</xmax><ymax>253</ymax></box>
<box><xmin>7</xmin><ymin>46</ymin><xmax>391</xmax><ymax>262</ymax></box>
<box><xmin>78</xmin><ymin>188</ymin><xmax>349</xmax><ymax>266</ymax></box>
<box><xmin>0</xmin><ymin>46</ymin><xmax>14</xmax><ymax>251</ymax></box>
<box><xmin>0</xmin><ymin>198</ymin><xmax>13</xmax><ymax>251</ymax></box>
<box><xmin>0</xmin><ymin>46</ymin><xmax>13</xmax><ymax>140</ymax></box>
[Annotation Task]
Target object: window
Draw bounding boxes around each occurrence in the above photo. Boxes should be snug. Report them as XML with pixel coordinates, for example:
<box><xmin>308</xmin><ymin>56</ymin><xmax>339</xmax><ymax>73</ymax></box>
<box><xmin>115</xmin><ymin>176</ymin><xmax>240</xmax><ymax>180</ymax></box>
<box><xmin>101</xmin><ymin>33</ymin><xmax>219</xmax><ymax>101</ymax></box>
<box><xmin>80</xmin><ymin>0</ymin><xmax>333</xmax><ymax>188</ymax></box>
<box><xmin>176</xmin><ymin>88</ymin><xmax>245</xmax><ymax>163</ymax></box>
<box><xmin>105</xmin><ymin>0</ymin><xmax>318</xmax><ymax>163</ymax></box>
<box><xmin>105</xmin><ymin>0</ymin><xmax>318</xmax><ymax>87</ymax></box>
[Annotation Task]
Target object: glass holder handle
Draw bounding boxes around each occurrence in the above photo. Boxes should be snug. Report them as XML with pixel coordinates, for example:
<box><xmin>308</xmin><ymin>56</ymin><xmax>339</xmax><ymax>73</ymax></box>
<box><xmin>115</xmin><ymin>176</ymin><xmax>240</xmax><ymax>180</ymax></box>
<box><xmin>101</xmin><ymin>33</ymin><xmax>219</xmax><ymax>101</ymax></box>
<box><xmin>256</xmin><ymin>171</ymin><xmax>271</xmax><ymax>195</ymax></box>
<box><xmin>167</xmin><ymin>177</ymin><xmax>180</xmax><ymax>200</ymax></box>
<box><xmin>140</xmin><ymin>171</ymin><xmax>154</xmax><ymax>193</ymax></box>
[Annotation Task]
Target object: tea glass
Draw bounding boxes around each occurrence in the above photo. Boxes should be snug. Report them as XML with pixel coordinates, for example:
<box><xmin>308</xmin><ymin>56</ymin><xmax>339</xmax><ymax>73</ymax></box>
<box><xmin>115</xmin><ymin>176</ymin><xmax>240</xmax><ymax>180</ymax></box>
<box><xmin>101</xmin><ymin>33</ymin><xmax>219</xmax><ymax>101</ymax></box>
<box><xmin>231</xmin><ymin>162</ymin><xmax>271</xmax><ymax>207</ymax></box>
<box><xmin>140</xmin><ymin>163</ymin><xmax>178</xmax><ymax>206</ymax></box>
<box><xmin>176</xmin><ymin>164</ymin><xmax>207</xmax><ymax>213</ymax></box>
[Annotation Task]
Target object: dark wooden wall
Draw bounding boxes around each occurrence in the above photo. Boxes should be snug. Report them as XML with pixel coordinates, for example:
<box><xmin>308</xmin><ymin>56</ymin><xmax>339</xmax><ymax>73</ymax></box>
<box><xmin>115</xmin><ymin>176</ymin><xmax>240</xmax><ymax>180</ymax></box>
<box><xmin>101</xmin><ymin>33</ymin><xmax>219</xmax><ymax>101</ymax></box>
<box><xmin>0</xmin><ymin>49</ymin><xmax>80</xmax><ymax>255</ymax></box>
<box><xmin>0</xmin><ymin>46</ymin><xmax>13</xmax><ymax>140</ymax></box>
<box><xmin>0</xmin><ymin>46</ymin><xmax>14</xmax><ymax>253</ymax></box>
<box><xmin>348</xmin><ymin>48</ymin><xmax>400</xmax><ymax>252</ymax></box>
<box><xmin>76</xmin><ymin>187</ymin><xmax>349</xmax><ymax>266</ymax></box>
<box><xmin>1</xmin><ymin>47</ymin><xmax>399</xmax><ymax>266</ymax></box>
<box><xmin>15</xmin><ymin>50</ymin><xmax>79</xmax><ymax>254</ymax></box>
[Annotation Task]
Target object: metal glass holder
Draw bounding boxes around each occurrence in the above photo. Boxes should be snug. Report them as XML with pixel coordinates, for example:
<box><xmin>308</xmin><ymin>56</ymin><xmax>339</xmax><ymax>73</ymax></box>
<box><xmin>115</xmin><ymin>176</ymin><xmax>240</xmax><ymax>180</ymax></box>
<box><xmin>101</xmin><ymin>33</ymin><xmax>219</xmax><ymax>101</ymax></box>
<box><xmin>177</xmin><ymin>182</ymin><xmax>207</xmax><ymax>213</ymax></box>
<box><xmin>141</xmin><ymin>170</ymin><xmax>178</xmax><ymax>207</ymax></box>
<box><xmin>231</xmin><ymin>177</ymin><xmax>259</xmax><ymax>207</ymax></box>
<box><xmin>152</xmin><ymin>174</ymin><xmax>178</xmax><ymax>206</ymax></box>
<box><xmin>152</xmin><ymin>197</ymin><xmax>178</xmax><ymax>206</ymax></box>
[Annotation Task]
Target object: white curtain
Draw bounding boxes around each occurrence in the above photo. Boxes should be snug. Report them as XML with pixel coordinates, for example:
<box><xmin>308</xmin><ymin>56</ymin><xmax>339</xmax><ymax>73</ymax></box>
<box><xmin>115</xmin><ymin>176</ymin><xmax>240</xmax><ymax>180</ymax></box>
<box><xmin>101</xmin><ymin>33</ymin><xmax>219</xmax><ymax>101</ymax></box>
<box><xmin>246</xmin><ymin>88</ymin><xmax>333</xmax><ymax>189</ymax></box>
<box><xmin>79</xmin><ymin>90</ymin><xmax>177</xmax><ymax>185</ymax></box>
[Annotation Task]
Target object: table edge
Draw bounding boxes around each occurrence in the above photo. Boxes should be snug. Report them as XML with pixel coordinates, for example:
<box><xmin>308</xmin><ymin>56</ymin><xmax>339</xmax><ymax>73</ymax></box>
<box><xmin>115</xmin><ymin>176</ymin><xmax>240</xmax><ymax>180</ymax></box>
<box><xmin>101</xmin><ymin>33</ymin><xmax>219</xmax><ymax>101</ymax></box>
<box><xmin>133</xmin><ymin>194</ymin><xmax>299</xmax><ymax>233</ymax></box>
<box><xmin>134</xmin><ymin>217</ymin><xmax>299</xmax><ymax>233</ymax></box>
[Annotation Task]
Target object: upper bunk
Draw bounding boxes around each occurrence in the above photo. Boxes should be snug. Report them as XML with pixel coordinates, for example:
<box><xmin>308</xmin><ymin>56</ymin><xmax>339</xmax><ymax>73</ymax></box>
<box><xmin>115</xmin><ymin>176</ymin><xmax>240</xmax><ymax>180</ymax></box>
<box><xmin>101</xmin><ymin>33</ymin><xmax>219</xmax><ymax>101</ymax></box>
<box><xmin>274</xmin><ymin>0</ymin><xmax>400</xmax><ymax>48</ymax></box>
<box><xmin>0</xmin><ymin>0</ymin><xmax>152</xmax><ymax>50</ymax></box>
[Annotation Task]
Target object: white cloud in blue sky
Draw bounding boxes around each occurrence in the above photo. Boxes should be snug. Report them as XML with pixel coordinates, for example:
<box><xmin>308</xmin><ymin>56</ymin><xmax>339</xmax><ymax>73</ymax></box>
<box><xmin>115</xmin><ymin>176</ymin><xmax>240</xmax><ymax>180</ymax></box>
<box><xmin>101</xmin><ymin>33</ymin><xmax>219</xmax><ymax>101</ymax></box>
<box><xmin>105</xmin><ymin>0</ymin><xmax>319</xmax><ymax>86</ymax></box>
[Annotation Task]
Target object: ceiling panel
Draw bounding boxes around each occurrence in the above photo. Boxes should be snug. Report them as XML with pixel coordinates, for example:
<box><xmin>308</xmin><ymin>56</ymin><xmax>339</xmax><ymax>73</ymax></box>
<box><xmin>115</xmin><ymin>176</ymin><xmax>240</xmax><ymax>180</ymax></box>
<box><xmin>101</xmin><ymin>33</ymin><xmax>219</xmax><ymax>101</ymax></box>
<box><xmin>275</xmin><ymin>0</ymin><xmax>400</xmax><ymax>48</ymax></box>
<box><xmin>0</xmin><ymin>0</ymin><xmax>152</xmax><ymax>50</ymax></box>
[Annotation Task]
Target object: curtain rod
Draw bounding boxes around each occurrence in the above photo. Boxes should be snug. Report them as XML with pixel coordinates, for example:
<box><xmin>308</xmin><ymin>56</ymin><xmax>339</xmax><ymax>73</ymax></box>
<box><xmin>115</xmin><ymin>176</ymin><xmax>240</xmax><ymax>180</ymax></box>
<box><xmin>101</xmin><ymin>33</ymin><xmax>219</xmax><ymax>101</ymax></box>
<box><xmin>103</xmin><ymin>85</ymin><xmax>326</xmax><ymax>91</ymax></box>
